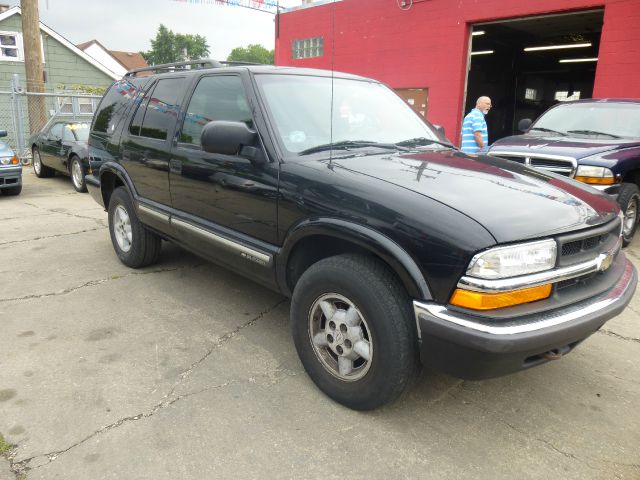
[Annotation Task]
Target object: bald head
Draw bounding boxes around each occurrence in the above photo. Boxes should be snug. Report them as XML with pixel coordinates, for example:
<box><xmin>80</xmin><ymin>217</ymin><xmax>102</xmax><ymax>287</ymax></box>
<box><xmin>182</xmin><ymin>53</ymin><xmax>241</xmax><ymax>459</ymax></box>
<box><xmin>476</xmin><ymin>96</ymin><xmax>492</xmax><ymax>114</ymax></box>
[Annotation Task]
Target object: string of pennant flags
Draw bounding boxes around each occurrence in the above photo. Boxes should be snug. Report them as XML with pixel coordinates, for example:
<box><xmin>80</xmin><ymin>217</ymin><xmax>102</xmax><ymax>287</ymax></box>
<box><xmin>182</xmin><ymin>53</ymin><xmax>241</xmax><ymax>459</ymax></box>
<box><xmin>172</xmin><ymin>0</ymin><xmax>281</xmax><ymax>14</ymax></box>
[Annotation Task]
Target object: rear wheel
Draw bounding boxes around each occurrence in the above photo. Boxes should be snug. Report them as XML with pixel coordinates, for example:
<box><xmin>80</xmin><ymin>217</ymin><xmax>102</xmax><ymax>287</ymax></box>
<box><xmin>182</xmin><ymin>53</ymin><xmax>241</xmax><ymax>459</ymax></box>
<box><xmin>617</xmin><ymin>183</ymin><xmax>640</xmax><ymax>247</ymax></box>
<box><xmin>290</xmin><ymin>254</ymin><xmax>420</xmax><ymax>410</ymax></box>
<box><xmin>108</xmin><ymin>187</ymin><xmax>161</xmax><ymax>268</ymax></box>
<box><xmin>69</xmin><ymin>155</ymin><xmax>87</xmax><ymax>192</ymax></box>
<box><xmin>32</xmin><ymin>147</ymin><xmax>54</xmax><ymax>178</ymax></box>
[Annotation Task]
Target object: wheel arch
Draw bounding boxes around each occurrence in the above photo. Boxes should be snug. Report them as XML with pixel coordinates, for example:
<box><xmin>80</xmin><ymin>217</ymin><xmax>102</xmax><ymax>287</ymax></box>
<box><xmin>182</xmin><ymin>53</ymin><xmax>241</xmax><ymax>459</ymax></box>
<box><xmin>99</xmin><ymin>163</ymin><xmax>134</xmax><ymax>209</ymax></box>
<box><xmin>277</xmin><ymin>218</ymin><xmax>432</xmax><ymax>301</ymax></box>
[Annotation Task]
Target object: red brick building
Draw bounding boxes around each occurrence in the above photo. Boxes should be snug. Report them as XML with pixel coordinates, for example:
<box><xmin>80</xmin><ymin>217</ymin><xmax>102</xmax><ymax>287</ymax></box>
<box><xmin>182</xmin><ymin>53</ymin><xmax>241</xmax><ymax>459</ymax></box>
<box><xmin>274</xmin><ymin>0</ymin><xmax>640</xmax><ymax>145</ymax></box>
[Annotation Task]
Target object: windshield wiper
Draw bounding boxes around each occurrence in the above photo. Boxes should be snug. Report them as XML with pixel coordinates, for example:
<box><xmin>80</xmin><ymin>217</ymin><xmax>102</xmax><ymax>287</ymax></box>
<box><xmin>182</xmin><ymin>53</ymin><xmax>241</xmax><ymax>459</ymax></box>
<box><xmin>395</xmin><ymin>137</ymin><xmax>454</xmax><ymax>149</ymax></box>
<box><xmin>566</xmin><ymin>129</ymin><xmax>621</xmax><ymax>139</ymax></box>
<box><xmin>529</xmin><ymin>127</ymin><xmax>567</xmax><ymax>136</ymax></box>
<box><xmin>298</xmin><ymin>140</ymin><xmax>409</xmax><ymax>156</ymax></box>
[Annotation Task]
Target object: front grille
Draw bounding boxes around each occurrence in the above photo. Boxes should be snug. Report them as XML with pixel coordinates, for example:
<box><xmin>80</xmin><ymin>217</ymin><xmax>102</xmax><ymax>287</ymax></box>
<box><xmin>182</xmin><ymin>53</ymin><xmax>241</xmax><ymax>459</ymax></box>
<box><xmin>490</xmin><ymin>152</ymin><xmax>576</xmax><ymax>177</ymax></box>
<box><xmin>556</xmin><ymin>219</ymin><xmax>621</xmax><ymax>267</ymax></box>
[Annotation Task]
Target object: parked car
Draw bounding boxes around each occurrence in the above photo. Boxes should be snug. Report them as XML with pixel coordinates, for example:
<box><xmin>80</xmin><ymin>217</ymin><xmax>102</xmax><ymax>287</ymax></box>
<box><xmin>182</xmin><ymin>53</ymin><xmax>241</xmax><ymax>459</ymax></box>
<box><xmin>31</xmin><ymin>118</ymin><xmax>93</xmax><ymax>192</ymax></box>
<box><xmin>86</xmin><ymin>61</ymin><xmax>636</xmax><ymax>410</ymax></box>
<box><xmin>488</xmin><ymin>99</ymin><xmax>640</xmax><ymax>246</ymax></box>
<box><xmin>0</xmin><ymin>129</ymin><xmax>22</xmax><ymax>196</ymax></box>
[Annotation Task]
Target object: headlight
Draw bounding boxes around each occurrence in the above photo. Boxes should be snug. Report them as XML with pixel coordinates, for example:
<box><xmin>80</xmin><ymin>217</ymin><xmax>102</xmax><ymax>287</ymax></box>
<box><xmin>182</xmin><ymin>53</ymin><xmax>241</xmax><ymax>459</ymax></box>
<box><xmin>466</xmin><ymin>239</ymin><xmax>557</xmax><ymax>279</ymax></box>
<box><xmin>574</xmin><ymin>165</ymin><xmax>615</xmax><ymax>185</ymax></box>
<box><xmin>0</xmin><ymin>156</ymin><xmax>18</xmax><ymax>165</ymax></box>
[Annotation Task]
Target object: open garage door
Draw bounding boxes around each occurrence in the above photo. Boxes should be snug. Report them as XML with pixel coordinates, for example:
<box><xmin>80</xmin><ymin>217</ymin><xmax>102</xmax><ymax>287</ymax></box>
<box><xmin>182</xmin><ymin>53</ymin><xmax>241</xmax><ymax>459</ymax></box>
<box><xmin>464</xmin><ymin>10</ymin><xmax>603</xmax><ymax>144</ymax></box>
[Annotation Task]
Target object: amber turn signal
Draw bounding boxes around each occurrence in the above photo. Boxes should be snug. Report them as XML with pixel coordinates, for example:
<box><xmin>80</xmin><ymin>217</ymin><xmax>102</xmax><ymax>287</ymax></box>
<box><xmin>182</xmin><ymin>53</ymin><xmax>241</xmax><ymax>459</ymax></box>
<box><xmin>450</xmin><ymin>284</ymin><xmax>552</xmax><ymax>310</ymax></box>
<box><xmin>10</xmin><ymin>156</ymin><xmax>18</xmax><ymax>165</ymax></box>
<box><xmin>574</xmin><ymin>176</ymin><xmax>615</xmax><ymax>185</ymax></box>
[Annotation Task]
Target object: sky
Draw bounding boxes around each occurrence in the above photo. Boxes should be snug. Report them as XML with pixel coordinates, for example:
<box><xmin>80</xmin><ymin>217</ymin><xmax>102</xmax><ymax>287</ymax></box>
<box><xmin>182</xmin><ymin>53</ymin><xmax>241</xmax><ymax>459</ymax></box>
<box><xmin>6</xmin><ymin>0</ymin><xmax>303</xmax><ymax>58</ymax></box>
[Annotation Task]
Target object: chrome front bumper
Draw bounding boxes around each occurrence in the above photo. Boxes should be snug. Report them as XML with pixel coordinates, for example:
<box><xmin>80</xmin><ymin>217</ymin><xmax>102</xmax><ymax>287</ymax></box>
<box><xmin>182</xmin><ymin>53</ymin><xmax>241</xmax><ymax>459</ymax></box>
<box><xmin>412</xmin><ymin>259</ymin><xmax>636</xmax><ymax>379</ymax></box>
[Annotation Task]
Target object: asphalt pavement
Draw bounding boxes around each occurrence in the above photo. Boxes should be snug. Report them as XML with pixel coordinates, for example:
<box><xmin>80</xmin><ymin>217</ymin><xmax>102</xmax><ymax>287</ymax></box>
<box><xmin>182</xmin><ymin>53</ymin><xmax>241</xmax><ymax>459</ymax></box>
<box><xmin>1</xmin><ymin>170</ymin><xmax>639</xmax><ymax>479</ymax></box>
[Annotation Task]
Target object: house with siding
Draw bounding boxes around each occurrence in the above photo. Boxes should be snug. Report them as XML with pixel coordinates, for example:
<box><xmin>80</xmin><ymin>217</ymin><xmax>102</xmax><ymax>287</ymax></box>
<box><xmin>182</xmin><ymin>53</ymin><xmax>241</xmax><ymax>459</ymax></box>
<box><xmin>0</xmin><ymin>5</ymin><xmax>119</xmax><ymax>154</ymax></box>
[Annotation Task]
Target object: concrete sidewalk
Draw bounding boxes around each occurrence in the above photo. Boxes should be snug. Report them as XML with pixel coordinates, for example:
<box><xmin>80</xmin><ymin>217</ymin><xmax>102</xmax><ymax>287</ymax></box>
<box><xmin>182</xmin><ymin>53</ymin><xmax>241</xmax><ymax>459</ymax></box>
<box><xmin>1</xmin><ymin>170</ymin><xmax>639</xmax><ymax>479</ymax></box>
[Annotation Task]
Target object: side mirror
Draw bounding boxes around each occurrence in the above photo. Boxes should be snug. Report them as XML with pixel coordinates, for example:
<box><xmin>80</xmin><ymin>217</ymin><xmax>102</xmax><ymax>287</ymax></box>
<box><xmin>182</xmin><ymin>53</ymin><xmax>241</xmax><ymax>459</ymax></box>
<box><xmin>432</xmin><ymin>124</ymin><xmax>446</xmax><ymax>137</ymax></box>
<box><xmin>201</xmin><ymin>121</ymin><xmax>262</xmax><ymax>162</ymax></box>
<box><xmin>518</xmin><ymin>118</ymin><xmax>533</xmax><ymax>132</ymax></box>
<box><xmin>0</xmin><ymin>130</ymin><xmax>6</xmax><ymax>138</ymax></box>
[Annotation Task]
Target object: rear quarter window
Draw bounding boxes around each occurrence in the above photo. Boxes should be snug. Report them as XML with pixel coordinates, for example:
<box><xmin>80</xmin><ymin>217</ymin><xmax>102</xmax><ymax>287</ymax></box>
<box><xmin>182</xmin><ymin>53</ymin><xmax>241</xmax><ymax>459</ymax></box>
<box><xmin>92</xmin><ymin>78</ymin><xmax>148</xmax><ymax>136</ymax></box>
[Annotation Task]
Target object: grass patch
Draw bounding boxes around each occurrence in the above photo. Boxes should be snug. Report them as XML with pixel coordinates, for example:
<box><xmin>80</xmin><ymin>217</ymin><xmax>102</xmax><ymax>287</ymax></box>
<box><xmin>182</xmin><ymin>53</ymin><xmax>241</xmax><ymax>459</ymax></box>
<box><xmin>0</xmin><ymin>433</ymin><xmax>13</xmax><ymax>455</ymax></box>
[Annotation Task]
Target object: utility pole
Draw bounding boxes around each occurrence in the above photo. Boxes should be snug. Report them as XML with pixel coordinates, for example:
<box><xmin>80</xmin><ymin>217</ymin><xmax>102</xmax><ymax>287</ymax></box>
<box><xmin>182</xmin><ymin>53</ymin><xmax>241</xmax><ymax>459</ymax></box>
<box><xmin>21</xmin><ymin>0</ymin><xmax>47</xmax><ymax>134</ymax></box>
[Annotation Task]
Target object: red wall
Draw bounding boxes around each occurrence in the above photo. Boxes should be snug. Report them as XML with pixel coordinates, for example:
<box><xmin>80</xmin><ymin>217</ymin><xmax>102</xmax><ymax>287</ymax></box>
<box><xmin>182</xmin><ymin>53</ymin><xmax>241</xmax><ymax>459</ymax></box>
<box><xmin>275</xmin><ymin>0</ymin><xmax>640</xmax><ymax>144</ymax></box>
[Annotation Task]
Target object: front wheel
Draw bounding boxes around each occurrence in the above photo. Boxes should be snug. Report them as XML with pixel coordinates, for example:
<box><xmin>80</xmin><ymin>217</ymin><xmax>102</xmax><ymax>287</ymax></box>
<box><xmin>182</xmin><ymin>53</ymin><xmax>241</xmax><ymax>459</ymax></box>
<box><xmin>108</xmin><ymin>187</ymin><xmax>161</xmax><ymax>268</ymax></box>
<box><xmin>617</xmin><ymin>183</ymin><xmax>640</xmax><ymax>247</ymax></box>
<box><xmin>69</xmin><ymin>155</ymin><xmax>87</xmax><ymax>192</ymax></box>
<box><xmin>290</xmin><ymin>254</ymin><xmax>419</xmax><ymax>410</ymax></box>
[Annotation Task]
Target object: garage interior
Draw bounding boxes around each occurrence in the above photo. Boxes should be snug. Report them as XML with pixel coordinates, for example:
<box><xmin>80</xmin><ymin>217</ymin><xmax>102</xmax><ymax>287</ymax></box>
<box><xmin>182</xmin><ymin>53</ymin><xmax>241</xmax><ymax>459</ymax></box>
<box><xmin>464</xmin><ymin>10</ymin><xmax>604</xmax><ymax>143</ymax></box>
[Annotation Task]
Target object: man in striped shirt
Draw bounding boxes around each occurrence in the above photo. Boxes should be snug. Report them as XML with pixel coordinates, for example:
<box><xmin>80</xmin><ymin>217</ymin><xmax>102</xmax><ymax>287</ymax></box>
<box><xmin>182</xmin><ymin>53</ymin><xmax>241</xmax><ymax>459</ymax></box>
<box><xmin>460</xmin><ymin>96</ymin><xmax>492</xmax><ymax>153</ymax></box>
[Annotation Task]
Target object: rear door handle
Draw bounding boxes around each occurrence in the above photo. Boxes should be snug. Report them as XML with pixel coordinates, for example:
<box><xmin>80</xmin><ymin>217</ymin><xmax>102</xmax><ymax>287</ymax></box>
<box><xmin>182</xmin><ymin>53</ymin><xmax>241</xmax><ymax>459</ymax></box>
<box><xmin>169</xmin><ymin>158</ymin><xmax>182</xmax><ymax>174</ymax></box>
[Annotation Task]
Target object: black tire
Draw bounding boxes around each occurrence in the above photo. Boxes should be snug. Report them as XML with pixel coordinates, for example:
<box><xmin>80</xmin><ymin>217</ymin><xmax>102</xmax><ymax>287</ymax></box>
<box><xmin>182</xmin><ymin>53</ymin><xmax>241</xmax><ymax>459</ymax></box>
<box><xmin>2</xmin><ymin>185</ymin><xmax>22</xmax><ymax>196</ymax></box>
<box><xmin>32</xmin><ymin>147</ymin><xmax>54</xmax><ymax>178</ymax></box>
<box><xmin>617</xmin><ymin>183</ymin><xmax>640</xmax><ymax>247</ymax></box>
<box><xmin>69</xmin><ymin>155</ymin><xmax>87</xmax><ymax>193</ymax></box>
<box><xmin>108</xmin><ymin>187</ymin><xmax>161</xmax><ymax>268</ymax></box>
<box><xmin>290</xmin><ymin>254</ymin><xmax>420</xmax><ymax>410</ymax></box>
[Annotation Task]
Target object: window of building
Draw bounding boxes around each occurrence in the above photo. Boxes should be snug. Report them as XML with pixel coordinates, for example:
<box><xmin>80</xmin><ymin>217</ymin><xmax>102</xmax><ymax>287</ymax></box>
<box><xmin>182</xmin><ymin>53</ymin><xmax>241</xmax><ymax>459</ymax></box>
<box><xmin>57</xmin><ymin>96</ymin><xmax>99</xmax><ymax>115</ymax></box>
<box><xmin>179</xmin><ymin>75</ymin><xmax>253</xmax><ymax>146</ymax></box>
<box><xmin>555</xmin><ymin>91</ymin><xmax>581</xmax><ymax>102</ymax></box>
<box><xmin>0</xmin><ymin>31</ymin><xmax>23</xmax><ymax>61</ymax></box>
<box><xmin>524</xmin><ymin>88</ymin><xmax>537</xmax><ymax>101</ymax></box>
<box><xmin>292</xmin><ymin>37</ymin><xmax>324</xmax><ymax>59</ymax></box>
<box><xmin>130</xmin><ymin>77</ymin><xmax>184</xmax><ymax>140</ymax></box>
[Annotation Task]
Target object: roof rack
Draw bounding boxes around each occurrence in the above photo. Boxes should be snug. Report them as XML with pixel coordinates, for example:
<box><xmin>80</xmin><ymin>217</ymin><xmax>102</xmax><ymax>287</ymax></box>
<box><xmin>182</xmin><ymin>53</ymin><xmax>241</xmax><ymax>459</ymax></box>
<box><xmin>124</xmin><ymin>59</ymin><xmax>263</xmax><ymax>77</ymax></box>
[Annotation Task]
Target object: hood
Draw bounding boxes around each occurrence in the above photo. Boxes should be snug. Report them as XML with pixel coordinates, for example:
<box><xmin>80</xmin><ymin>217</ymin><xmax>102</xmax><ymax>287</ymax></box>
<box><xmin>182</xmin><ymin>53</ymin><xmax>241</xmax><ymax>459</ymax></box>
<box><xmin>331</xmin><ymin>149</ymin><xmax>618</xmax><ymax>243</ymax></box>
<box><xmin>489</xmin><ymin>134</ymin><xmax>640</xmax><ymax>160</ymax></box>
<box><xmin>0</xmin><ymin>141</ymin><xmax>15</xmax><ymax>157</ymax></box>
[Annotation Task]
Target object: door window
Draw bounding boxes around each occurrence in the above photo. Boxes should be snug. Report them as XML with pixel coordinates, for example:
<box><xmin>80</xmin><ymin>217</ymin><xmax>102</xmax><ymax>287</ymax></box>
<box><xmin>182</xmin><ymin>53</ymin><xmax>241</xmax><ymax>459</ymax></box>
<box><xmin>48</xmin><ymin>123</ymin><xmax>64</xmax><ymax>140</ymax></box>
<box><xmin>131</xmin><ymin>78</ymin><xmax>184</xmax><ymax>140</ymax></box>
<box><xmin>179</xmin><ymin>75</ymin><xmax>253</xmax><ymax>146</ymax></box>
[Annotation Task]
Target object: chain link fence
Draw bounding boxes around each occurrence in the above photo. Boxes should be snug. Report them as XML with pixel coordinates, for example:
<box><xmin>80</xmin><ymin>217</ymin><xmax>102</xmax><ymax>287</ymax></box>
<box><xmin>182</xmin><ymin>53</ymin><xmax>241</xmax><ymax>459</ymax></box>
<box><xmin>0</xmin><ymin>74</ymin><xmax>104</xmax><ymax>164</ymax></box>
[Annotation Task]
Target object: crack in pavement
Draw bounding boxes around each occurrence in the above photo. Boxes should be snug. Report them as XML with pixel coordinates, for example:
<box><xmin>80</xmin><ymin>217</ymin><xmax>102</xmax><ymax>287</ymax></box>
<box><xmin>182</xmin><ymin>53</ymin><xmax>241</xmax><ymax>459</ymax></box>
<box><xmin>163</xmin><ymin>298</ymin><xmax>288</xmax><ymax>400</ymax></box>
<box><xmin>9</xmin><ymin>299</ymin><xmax>291</xmax><ymax>476</ymax></box>
<box><xmin>597</xmin><ymin>329</ymin><xmax>640</xmax><ymax>344</ymax></box>
<box><xmin>0</xmin><ymin>227</ymin><xmax>107</xmax><ymax>246</ymax></box>
<box><xmin>449</xmin><ymin>392</ymin><xmax>607</xmax><ymax>473</ymax></box>
<box><xmin>0</xmin><ymin>264</ymin><xmax>204</xmax><ymax>303</ymax></box>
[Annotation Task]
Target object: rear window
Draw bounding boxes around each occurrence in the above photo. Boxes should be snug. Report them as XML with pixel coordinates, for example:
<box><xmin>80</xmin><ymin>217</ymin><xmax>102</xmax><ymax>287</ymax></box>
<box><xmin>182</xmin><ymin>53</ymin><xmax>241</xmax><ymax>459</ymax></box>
<box><xmin>92</xmin><ymin>78</ymin><xmax>148</xmax><ymax>135</ymax></box>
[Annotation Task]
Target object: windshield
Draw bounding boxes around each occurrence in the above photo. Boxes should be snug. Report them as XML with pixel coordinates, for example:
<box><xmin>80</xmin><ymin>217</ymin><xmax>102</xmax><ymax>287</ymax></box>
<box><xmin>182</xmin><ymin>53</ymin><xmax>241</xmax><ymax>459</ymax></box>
<box><xmin>63</xmin><ymin>122</ymin><xmax>90</xmax><ymax>142</ymax></box>
<box><xmin>533</xmin><ymin>102</ymin><xmax>640</xmax><ymax>138</ymax></box>
<box><xmin>255</xmin><ymin>74</ymin><xmax>443</xmax><ymax>155</ymax></box>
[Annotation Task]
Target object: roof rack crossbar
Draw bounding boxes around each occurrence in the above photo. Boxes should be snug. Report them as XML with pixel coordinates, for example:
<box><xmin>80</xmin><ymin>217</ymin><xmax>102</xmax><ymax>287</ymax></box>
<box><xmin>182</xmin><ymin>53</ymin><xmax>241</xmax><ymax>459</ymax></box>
<box><xmin>124</xmin><ymin>59</ymin><xmax>223</xmax><ymax>77</ymax></box>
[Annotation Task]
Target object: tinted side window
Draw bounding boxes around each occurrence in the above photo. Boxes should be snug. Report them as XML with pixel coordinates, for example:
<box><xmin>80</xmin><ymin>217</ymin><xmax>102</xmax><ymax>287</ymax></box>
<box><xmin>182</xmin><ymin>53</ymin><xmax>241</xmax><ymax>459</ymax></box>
<box><xmin>49</xmin><ymin>123</ymin><xmax>64</xmax><ymax>139</ymax></box>
<box><xmin>179</xmin><ymin>75</ymin><xmax>253</xmax><ymax>145</ymax></box>
<box><xmin>136</xmin><ymin>78</ymin><xmax>184</xmax><ymax>140</ymax></box>
<box><xmin>92</xmin><ymin>79</ymin><xmax>143</xmax><ymax>135</ymax></box>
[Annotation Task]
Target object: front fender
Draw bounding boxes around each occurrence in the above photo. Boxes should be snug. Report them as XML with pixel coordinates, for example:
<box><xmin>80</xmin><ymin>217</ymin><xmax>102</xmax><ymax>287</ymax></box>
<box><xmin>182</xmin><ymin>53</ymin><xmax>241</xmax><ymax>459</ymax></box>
<box><xmin>277</xmin><ymin>217</ymin><xmax>432</xmax><ymax>300</ymax></box>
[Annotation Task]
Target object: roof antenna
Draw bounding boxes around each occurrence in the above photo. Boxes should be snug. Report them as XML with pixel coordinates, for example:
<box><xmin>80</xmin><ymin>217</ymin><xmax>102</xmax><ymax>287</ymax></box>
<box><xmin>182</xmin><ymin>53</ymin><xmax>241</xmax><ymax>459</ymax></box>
<box><xmin>329</xmin><ymin>0</ymin><xmax>336</xmax><ymax>167</ymax></box>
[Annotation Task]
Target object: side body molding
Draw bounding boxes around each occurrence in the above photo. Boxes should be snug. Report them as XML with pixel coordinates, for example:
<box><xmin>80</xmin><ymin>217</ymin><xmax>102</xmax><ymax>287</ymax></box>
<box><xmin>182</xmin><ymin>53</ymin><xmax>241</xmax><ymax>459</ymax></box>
<box><xmin>277</xmin><ymin>218</ymin><xmax>432</xmax><ymax>300</ymax></box>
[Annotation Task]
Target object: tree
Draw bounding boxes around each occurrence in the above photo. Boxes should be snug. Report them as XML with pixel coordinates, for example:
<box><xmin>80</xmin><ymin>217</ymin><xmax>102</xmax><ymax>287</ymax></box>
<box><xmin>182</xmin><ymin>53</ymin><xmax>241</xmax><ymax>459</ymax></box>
<box><xmin>142</xmin><ymin>25</ymin><xmax>210</xmax><ymax>65</ymax></box>
<box><xmin>227</xmin><ymin>44</ymin><xmax>274</xmax><ymax>65</ymax></box>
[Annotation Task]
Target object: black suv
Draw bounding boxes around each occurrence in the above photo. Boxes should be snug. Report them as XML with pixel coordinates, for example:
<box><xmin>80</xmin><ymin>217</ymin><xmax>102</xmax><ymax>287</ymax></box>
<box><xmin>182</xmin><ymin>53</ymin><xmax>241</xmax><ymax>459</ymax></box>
<box><xmin>87</xmin><ymin>60</ymin><xmax>637</xmax><ymax>410</ymax></box>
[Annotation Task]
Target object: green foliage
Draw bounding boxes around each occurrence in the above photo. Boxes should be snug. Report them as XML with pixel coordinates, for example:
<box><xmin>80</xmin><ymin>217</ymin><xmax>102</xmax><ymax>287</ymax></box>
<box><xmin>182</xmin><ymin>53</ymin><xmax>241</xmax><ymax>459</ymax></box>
<box><xmin>227</xmin><ymin>44</ymin><xmax>274</xmax><ymax>65</ymax></box>
<box><xmin>0</xmin><ymin>433</ymin><xmax>13</xmax><ymax>455</ymax></box>
<box><xmin>142</xmin><ymin>24</ymin><xmax>210</xmax><ymax>65</ymax></box>
<box><xmin>55</xmin><ymin>84</ymin><xmax>106</xmax><ymax>95</ymax></box>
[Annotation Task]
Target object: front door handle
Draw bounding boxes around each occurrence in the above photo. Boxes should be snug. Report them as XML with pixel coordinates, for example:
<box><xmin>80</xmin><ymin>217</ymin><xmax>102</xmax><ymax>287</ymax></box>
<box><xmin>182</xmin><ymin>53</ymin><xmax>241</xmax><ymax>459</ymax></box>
<box><xmin>169</xmin><ymin>158</ymin><xmax>182</xmax><ymax>174</ymax></box>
